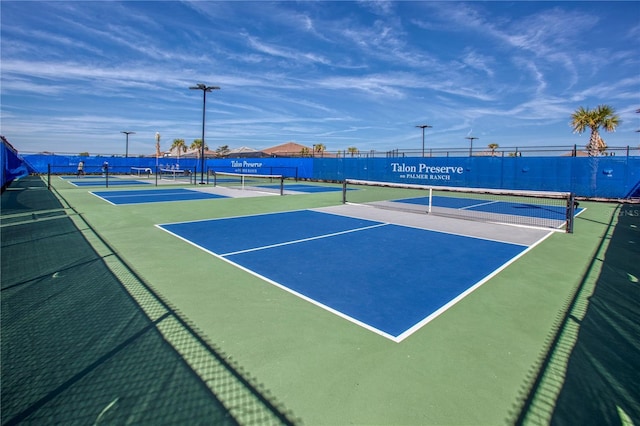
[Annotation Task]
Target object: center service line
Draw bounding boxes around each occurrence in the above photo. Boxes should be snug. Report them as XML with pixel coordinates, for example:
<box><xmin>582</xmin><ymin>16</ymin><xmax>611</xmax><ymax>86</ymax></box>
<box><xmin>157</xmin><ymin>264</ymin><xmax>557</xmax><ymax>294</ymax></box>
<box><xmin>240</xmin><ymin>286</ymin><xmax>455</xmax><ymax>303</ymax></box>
<box><xmin>220</xmin><ymin>223</ymin><xmax>389</xmax><ymax>257</ymax></box>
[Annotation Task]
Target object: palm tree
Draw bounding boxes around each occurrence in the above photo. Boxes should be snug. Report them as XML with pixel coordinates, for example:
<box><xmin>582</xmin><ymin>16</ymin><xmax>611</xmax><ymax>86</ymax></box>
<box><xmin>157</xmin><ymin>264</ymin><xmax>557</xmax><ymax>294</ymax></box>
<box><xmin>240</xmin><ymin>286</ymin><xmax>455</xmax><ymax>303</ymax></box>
<box><xmin>570</xmin><ymin>105</ymin><xmax>620</xmax><ymax>156</ymax></box>
<box><xmin>487</xmin><ymin>143</ymin><xmax>499</xmax><ymax>156</ymax></box>
<box><xmin>215</xmin><ymin>145</ymin><xmax>230</xmax><ymax>157</ymax></box>
<box><xmin>347</xmin><ymin>146</ymin><xmax>359</xmax><ymax>157</ymax></box>
<box><xmin>300</xmin><ymin>147</ymin><xmax>310</xmax><ymax>157</ymax></box>
<box><xmin>171</xmin><ymin>138</ymin><xmax>187</xmax><ymax>165</ymax></box>
<box><xmin>314</xmin><ymin>143</ymin><xmax>326</xmax><ymax>157</ymax></box>
<box><xmin>190</xmin><ymin>138</ymin><xmax>208</xmax><ymax>159</ymax></box>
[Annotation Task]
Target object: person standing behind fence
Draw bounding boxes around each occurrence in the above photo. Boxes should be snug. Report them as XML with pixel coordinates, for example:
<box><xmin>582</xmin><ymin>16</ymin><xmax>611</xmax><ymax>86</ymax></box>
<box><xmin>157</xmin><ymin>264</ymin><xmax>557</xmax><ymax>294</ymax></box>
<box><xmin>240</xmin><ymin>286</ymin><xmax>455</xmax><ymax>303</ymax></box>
<box><xmin>102</xmin><ymin>161</ymin><xmax>108</xmax><ymax>177</ymax></box>
<box><xmin>76</xmin><ymin>160</ymin><xmax>85</xmax><ymax>177</ymax></box>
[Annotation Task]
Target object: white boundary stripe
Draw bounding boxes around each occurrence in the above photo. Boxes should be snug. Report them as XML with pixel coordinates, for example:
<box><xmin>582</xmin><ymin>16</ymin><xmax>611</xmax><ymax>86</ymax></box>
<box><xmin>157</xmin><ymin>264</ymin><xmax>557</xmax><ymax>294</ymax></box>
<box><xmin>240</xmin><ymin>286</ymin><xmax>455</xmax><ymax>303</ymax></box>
<box><xmin>89</xmin><ymin>191</ymin><xmax>117</xmax><ymax>206</ymax></box>
<box><xmin>92</xmin><ymin>190</ymin><xmax>197</xmax><ymax>199</ymax></box>
<box><xmin>157</xmin><ymin>208</ymin><xmax>311</xmax><ymax>227</ymax></box>
<box><xmin>220</xmin><ymin>223</ymin><xmax>388</xmax><ymax>256</ymax></box>
<box><xmin>154</xmin><ymin>208</ymin><xmax>556</xmax><ymax>343</ymax></box>
<box><xmin>459</xmin><ymin>199</ymin><xmax>501</xmax><ymax>210</ymax></box>
<box><xmin>395</xmin><ymin>230</ymin><xmax>555</xmax><ymax>342</ymax></box>
<box><xmin>155</xmin><ymin>223</ymin><xmax>399</xmax><ymax>341</ymax></box>
<box><xmin>89</xmin><ymin>189</ymin><xmax>223</xmax><ymax>206</ymax></box>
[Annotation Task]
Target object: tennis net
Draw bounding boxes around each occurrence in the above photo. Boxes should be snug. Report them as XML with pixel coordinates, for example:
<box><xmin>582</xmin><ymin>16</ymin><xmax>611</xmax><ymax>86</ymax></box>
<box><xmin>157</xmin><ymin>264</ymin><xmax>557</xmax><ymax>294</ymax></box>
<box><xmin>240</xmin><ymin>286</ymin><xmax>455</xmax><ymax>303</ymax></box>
<box><xmin>342</xmin><ymin>179</ymin><xmax>576</xmax><ymax>233</ymax></box>
<box><xmin>211</xmin><ymin>171</ymin><xmax>284</xmax><ymax>195</ymax></box>
<box><xmin>130</xmin><ymin>166</ymin><xmax>153</xmax><ymax>178</ymax></box>
<box><xmin>160</xmin><ymin>167</ymin><xmax>193</xmax><ymax>183</ymax></box>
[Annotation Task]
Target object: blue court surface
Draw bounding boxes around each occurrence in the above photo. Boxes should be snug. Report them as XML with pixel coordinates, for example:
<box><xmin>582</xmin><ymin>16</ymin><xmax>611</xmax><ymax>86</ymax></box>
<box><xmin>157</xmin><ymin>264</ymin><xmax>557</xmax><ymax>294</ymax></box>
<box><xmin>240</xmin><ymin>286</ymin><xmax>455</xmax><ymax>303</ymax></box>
<box><xmin>66</xmin><ymin>178</ymin><xmax>150</xmax><ymax>187</ymax></box>
<box><xmin>260</xmin><ymin>184</ymin><xmax>344</xmax><ymax>193</ymax></box>
<box><xmin>396</xmin><ymin>195</ymin><xmax>582</xmax><ymax>220</ymax></box>
<box><xmin>158</xmin><ymin>209</ymin><xmax>530</xmax><ymax>341</ymax></box>
<box><xmin>92</xmin><ymin>188</ymin><xmax>228</xmax><ymax>205</ymax></box>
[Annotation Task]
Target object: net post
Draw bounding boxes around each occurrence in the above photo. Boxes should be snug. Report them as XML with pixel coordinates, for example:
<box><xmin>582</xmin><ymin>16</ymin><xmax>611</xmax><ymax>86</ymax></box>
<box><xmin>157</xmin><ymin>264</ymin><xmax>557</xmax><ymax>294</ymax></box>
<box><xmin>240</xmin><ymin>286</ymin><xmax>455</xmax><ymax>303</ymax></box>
<box><xmin>428</xmin><ymin>187</ymin><xmax>433</xmax><ymax>214</ymax></box>
<box><xmin>342</xmin><ymin>180</ymin><xmax>347</xmax><ymax>204</ymax></box>
<box><xmin>213</xmin><ymin>171</ymin><xmax>218</xmax><ymax>187</ymax></box>
<box><xmin>47</xmin><ymin>164</ymin><xmax>51</xmax><ymax>190</ymax></box>
<box><xmin>155</xmin><ymin>166</ymin><xmax>158</xmax><ymax>186</ymax></box>
<box><xmin>279</xmin><ymin>176</ymin><xmax>284</xmax><ymax>196</ymax></box>
<box><xmin>566</xmin><ymin>193</ymin><xmax>576</xmax><ymax>233</ymax></box>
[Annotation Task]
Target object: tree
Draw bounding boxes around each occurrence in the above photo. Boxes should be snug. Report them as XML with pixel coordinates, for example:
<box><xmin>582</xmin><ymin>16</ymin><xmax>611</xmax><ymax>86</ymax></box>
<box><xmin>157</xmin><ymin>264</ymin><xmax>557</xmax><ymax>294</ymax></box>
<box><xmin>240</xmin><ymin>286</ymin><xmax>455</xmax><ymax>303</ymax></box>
<box><xmin>313</xmin><ymin>143</ymin><xmax>326</xmax><ymax>157</ymax></box>
<box><xmin>215</xmin><ymin>145</ymin><xmax>230</xmax><ymax>157</ymax></box>
<box><xmin>570</xmin><ymin>105</ymin><xmax>620</xmax><ymax>156</ymax></box>
<box><xmin>190</xmin><ymin>138</ymin><xmax>208</xmax><ymax>158</ymax></box>
<box><xmin>487</xmin><ymin>143</ymin><xmax>499</xmax><ymax>156</ymax></box>
<box><xmin>171</xmin><ymin>138</ymin><xmax>187</xmax><ymax>164</ymax></box>
<box><xmin>300</xmin><ymin>147</ymin><xmax>310</xmax><ymax>157</ymax></box>
<box><xmin>347</xmin><ymin>146</ymin><xmax>359</xmax><ymax>157</ymax></box>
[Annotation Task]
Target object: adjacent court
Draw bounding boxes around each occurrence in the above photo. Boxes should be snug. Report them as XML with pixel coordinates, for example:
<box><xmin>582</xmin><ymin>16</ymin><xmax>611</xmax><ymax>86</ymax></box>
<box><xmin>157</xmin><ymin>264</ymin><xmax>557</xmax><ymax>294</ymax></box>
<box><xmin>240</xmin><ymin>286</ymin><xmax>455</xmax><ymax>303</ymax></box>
<box><xmin>89</xmin><ymin>183</ymin><xmax>348</xmax><ymax>205</ymax></box>
<box><xmin>91</xmin><ymin>188</ymin><xmax>228</xmax><ymax>205</ymax></box>
<box><xmin>157</xmin><ymin>208</ymin><xmax>544</xmax><ymax>341</ymax></box>
<box><xmin>62</xmin><ymin>176</ymin><xmax>151</xmax><ymax>187</ymax></box>
<box><xmin>395</xmin><ymin>195</ymin><xmax>583</xmax><ymax>220</ymax></box>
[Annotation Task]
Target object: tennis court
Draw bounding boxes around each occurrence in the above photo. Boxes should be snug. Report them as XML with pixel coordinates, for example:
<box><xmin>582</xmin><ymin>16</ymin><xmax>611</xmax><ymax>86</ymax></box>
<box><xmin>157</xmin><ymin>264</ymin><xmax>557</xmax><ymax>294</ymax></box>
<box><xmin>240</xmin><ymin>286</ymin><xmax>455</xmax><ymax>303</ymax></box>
<box><xmin>91</xmin><ymin>188</ymin><xmax>229</xmax><ymax>205</ymax></box>
<box><xmin>395</xmin><ymin>195</ymin><xmax>584</xmax><ymax>220</ymax></box>
<box><xmin>344</xmin><ymin>179</ymin><xmax>581</xmax><ymax>232</ymax></box>
<box><xmin>158</xmin><ymin>207</ymin><xmax>549</xmax><ymax>341</ymax></box>
<box><xmin>62</xmin><ymin>176</ymin><xmax>151</xmax><ymax>187</ymax></box>
<box><xmin>211</xmin><ymin>172</ymin><xmax>345</xmax><ymax>195</ymax></box>
<box><xmin>281</xmin><ymin>184</ymin><xmax>345</xmax><ymax>193</ymax></box>
<box><xmin>5</xmin><ymin>175</ymin><xmax>636</xmax><ymax>425</ymax></box>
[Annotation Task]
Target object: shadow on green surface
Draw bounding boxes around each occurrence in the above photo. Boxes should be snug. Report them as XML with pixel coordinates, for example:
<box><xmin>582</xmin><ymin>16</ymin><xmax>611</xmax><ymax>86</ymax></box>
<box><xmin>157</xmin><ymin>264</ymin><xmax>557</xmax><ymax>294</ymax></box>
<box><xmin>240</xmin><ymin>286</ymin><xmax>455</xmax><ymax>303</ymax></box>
<box><xmin>1</xmin><ymin>177</ymin><xmax>296</xmax><ymax>425</ymax></box>
<box><xmin>514</xmin><ymin>204</ymin><xmax>640</xmax><ymax>425</ymax></box>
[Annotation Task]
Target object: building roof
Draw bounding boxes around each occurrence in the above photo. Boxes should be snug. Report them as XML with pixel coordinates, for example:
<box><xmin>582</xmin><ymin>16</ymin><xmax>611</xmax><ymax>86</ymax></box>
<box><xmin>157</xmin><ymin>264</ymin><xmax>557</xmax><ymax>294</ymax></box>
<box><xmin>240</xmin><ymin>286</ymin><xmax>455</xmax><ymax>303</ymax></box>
<box><xmin>228</xmin><ymin>146</ymin><xmax>259</xmax><ymax>154</ymax></box>
<box><xmin>261</xmin><ymin>142</ymin><xmax>310</xmax><ymax>156</ymax></box>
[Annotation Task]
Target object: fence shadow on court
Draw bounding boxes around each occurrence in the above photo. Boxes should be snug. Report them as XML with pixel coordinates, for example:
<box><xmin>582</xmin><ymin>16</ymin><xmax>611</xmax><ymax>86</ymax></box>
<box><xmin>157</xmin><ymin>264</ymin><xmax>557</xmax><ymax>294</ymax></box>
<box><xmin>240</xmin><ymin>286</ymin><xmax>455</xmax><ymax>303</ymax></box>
<box><xmin>1</xmin><ymin>177</ymin><xmax>297</xmax><ymax>425</ymax></box>
<box><xmin>511</xmin><ymin>203</ymin><xmax>640</xmax><ymax>425</ymax></box>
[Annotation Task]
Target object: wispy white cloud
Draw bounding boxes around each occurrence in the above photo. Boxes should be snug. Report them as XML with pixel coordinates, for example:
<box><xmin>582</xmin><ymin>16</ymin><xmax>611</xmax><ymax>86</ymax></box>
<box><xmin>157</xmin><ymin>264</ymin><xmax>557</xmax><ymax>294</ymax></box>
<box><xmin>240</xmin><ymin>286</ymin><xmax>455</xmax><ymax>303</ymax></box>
<box><xmin>2</xmin><ymin>1</ymin><xmax>638</xmax><ymax>154</ymax></box>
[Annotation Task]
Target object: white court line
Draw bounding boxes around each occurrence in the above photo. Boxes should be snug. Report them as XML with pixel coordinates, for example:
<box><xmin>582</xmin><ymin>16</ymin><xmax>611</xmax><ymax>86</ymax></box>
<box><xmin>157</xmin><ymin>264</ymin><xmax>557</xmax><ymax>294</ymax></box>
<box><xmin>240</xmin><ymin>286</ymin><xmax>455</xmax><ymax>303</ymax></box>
<box><xmin>220</xmin><ymin>223</ymin><xmax>388</xmax><ymax>257</ymax></box>
<box><xmin>154</xmin><ymin>221</ymin><xmax>399</xmax><ymax>342</ymax></box>
<box><xmin>395</xmin><ymin>229</ymin><xmax>555</xmax><ymax>342</ymax></box>
<box><xmin>89</xmin><ymin>192</ymin><xmax>117</xmax><ymax>206</ymax></box>
<box><xmin>155</xmin><ymin>208</ymin><xmax>558</xmax><ymax>343</ymax></box>
<box><xmin>459</xmin><ymin>199</ymin><xmax>501</xmax><ymax>210</ymax></box>
<box><xmin>93</xmin><ymin>190</ymin><xmax>194</xmax><ymax>199</ymax></box>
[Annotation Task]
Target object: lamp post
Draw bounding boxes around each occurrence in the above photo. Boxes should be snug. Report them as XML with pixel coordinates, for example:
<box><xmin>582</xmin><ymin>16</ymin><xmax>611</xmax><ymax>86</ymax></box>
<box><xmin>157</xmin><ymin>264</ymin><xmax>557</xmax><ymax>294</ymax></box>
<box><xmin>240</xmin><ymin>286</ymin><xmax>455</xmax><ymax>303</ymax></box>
<box><xmin>466</xmin><ymin>136</ymin><xmax>478</xmax><ymax>157</ymax></box>
<box><xmin>416</xmin><ymin>125</ymin><xmax>432</xmax><ymax>157</ymax></box>
<box><xmin>121</xmin><ymin>131</ymin><xmax>135</xmax><ymax>158</ymax></box>
<box><xmin>189</xmin><ymin>83</ymin><xmax>220</xmax><ymax>184</ymax></box>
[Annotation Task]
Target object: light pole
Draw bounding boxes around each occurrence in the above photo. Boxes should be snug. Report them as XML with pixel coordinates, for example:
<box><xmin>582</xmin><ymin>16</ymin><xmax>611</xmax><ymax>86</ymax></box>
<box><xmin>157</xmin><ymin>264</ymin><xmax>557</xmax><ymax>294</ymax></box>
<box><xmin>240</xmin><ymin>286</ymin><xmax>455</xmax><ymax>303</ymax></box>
<box><xmin>121</xmin><ymin>131</ymin><xmax>135</xmax><ymax>158</ymax></box>
<box><xmin>189</xmin><ymin>83</ymin><xmax>220</xmax><ymax>184</ymax></box>
<box><xmin>416</xmin><ymin>125</ymin><xmax>432</xmax><ymax>157</ymax></box>
<box><xmin>466</xmin><ymin>136</ymin><xmax>478</xmax><ymax>157</ymax></box>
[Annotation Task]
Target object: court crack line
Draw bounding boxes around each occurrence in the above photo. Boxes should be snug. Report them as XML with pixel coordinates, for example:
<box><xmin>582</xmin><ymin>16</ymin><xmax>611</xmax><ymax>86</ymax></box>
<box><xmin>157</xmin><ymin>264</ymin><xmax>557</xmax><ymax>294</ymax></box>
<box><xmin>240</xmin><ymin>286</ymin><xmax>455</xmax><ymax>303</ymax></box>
<box><xmin>220</xmin><ymin>223</ymin><xmax>389</xmax><ymax>257</ymax></box>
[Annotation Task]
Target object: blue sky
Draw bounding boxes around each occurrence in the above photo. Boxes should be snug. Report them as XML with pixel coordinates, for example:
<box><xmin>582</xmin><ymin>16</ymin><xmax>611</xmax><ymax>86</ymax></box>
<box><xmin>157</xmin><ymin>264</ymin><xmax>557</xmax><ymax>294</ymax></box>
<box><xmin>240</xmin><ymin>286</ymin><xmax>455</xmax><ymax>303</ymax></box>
<box><xmin>1</xmin><ymin>1</ymin><xmax>639</xmax><ymax>156</ymax></box>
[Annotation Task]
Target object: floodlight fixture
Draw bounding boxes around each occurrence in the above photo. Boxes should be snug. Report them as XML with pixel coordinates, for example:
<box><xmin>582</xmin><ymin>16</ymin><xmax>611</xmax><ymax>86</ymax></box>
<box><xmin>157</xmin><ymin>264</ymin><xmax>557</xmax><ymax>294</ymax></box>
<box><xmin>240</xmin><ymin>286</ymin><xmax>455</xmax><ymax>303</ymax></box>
<box><xmin>416</xmin><ymin>125</ymin><xmax>432</xmax><ymax>157</ymax></box>
<box><xmin>465</xmin><ymin>136</ymin><xmax>479</xmax><ymax>157</ymax></box>
<box><xmin>121</xmin><ymin>131</ymin><xmax>135</xmax><ymax>158</ymax></box>
<box><xmin>189</xmin><ymin>84</ymin><xmax>220</xmax><ymax>184</ymax></box>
